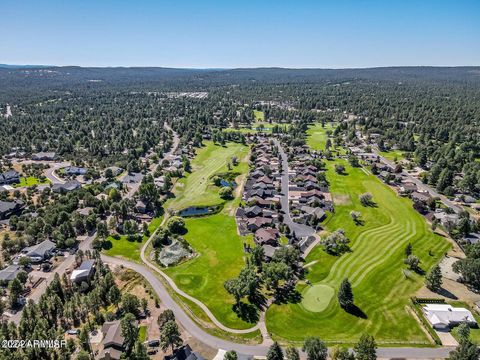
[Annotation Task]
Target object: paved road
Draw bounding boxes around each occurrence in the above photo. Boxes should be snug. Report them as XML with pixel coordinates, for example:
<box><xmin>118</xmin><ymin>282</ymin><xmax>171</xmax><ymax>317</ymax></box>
<box><xmin>275</xmin><ymin>140</ymin><xmax>316</xmax><ymax>239</ymax></box>
<box><xmin>103</xmin><ymin>255</ymin><xmax>457</xmax><ymax>359</ymax></box>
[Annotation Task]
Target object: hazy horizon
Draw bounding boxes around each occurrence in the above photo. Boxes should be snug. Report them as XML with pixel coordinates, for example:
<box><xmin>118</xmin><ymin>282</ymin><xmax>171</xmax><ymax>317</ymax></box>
<box><xmin>1</xmin><ymin>0</ymin><xmax>479</xmax><ymax>68</ymax></box>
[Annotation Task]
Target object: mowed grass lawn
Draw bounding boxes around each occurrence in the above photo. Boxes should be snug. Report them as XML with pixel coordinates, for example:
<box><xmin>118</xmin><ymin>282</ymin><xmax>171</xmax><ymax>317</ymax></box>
<box><xmin>13</xmin><ymin>176</ymin><xmax>50</xmax><ymax>188</ymax></box>
<box><xmin>379</xmin><ymin>149</ymin><xmax>406</xmax><ymax>162</ymax></box>
<box><xmin>253</xmin><ymin>110</ymin><xmax>265</xmax><ymax>121</ymax></box>
<box><xmin>166</xmin><ymin>141</ymin><xmax>249</xmax><ymax>211</ymax></box>
<box><xmin>266</xmin><ymin>161</ymin><xmax>451</xmax><ymax>344</ymax></box>
<box><xmin>164</xmin><ymin>212</ymin><xmax>254</xmax><ymax>329</ymax></box>
<box><xmin>163</xmin><ymin>140</ymin><xmax>254</xmax><ymax>329</ymax></box>
<box><xmin>306</xmin><ymin>122</ymin><xmax>336</xmax><ymax>151</ymax></box>
<box><xmin>103</xmin><ymin>217</ymin><xmax>163</xmax><ymax>262</ymax></box>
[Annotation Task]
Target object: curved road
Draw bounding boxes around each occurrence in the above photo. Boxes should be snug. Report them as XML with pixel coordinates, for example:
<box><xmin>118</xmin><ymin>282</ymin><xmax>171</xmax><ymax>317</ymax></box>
<box><xmin>102</xmin><ymin>255</ymin><xmax>455</xmax><ymax>359</ymax></box>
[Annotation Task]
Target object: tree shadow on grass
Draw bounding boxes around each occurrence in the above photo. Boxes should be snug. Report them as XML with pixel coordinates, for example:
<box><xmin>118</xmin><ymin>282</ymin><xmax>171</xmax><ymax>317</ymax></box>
<box><xmin>248</xmin><ymin>291</ymin><xmax>268</xmax><ymax>310</ymax></box>
<box><xmin>233</xmin><ymin>302</ymin><xmax>259</xmax><ymax>324</ymax></box>
<box><xmin>353</xmin><ymin>219</ymin><xmax>365</xmax><ymax>226</ymax></box>
<box><xmin>345</xmin><ymin>304</ymin><xmax>368</xmax><ymax>319</ymax></box>
<box><xmin>273</xmin><ymin>284</ymin><xmax>302</xmax><ymax>305</ymax></box>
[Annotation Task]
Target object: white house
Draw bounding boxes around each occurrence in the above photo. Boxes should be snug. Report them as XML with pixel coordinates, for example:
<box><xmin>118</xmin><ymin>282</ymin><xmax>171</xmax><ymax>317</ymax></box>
<box><xmin>423</xmin><ymin>304</ymin><xmax>477</xmax><ymax>330</ymax></box>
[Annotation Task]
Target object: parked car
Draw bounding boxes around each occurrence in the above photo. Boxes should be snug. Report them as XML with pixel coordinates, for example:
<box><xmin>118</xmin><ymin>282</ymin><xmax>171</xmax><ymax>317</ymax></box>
<box><xmin>42</xmin><ymin>263</ymin><xmax>52</xmax><ymax>272</ymax></box>
<box><xmin>148</xmin><ymin>339</ymin><xmax>160</xmax><ymax>347</ymax></box>
<box><xmin>66</xmin><ymin>329</ymin><xmax>79</xmax><ymax>335</ymax></box>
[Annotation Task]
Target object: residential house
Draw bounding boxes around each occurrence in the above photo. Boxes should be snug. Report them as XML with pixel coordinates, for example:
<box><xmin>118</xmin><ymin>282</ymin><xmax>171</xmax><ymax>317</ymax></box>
<box><xmin>411</xmin><ymin>191</ymin><xmax>431</xmax><ymax>204</ymax></box>
<box><xmin>70</xmin><ymin>259</ymin><xmax>96</xmax><ymax>284</ymax></box>
<box><xmin>433</xmin><ymin>211</ymin><xmax>460</xmax><ymax>227</ymax></box>
<box><xmin>423</xmin><ymin>304</ymin><xmax>477</xmax><ymax>330</ymax></box>
<box><xmin>97</xmin><ymin>320</ymin><xmax>127</xmax><ymax>360</ymax></box>
<box><xmin>254</xmin><ymin>227</ymin><xmax>279</xmax><ymax>246</ymax></box>
<box><xmin>0</xmin><ymin>200</ymin><xmax>24</xmax><ymax>220</ymax></box>
<box><xmin>0</xmin><ymin>265</ymin><xmax>24</xmax><ymax>286</ymax></box>
<box><xmin>32</xmin><ymin>152</ymin><xmax>56</xmax><ymax>161</ymax></box>
<box><xmin>164</xmin><ymin>344</ymin><xmax>205</xmax><ymax>360</ymax></box>
<box><xmin>22</xmin><ymin>239</ymin><xmax>56</xmax><ymax>263</ymax></box>
<box><xmin>244</xmin><ymin>206</ymin><xmax>262</xmax><ymax>218</ymax></box>
<box><xmin>262</xmin><ymin>244</ymin><xmax>277</xmax><ymax>261</ymax></box>
<box><xmin>135</xmin><ymin>200</ymin><xmax>148</xmax><ymax>214</ymax></box>
<box><xmin>0</xmin><ymin>170</ymin><xmax>20</xmax><ymax>185</ymax></box>
<box><xmin>52</xmin><ymin>180</ymin><xmax>81</xmax><ymax>193</ymax></box>
<box><xmin>247</xmin><ymin>217</ymin><xmax>272</xmax><ymax>232</ymax></box>
<box><xmin>64</xmin><ymin>166</ymin><xmax>87</xmax><ymax>176</ymax></box>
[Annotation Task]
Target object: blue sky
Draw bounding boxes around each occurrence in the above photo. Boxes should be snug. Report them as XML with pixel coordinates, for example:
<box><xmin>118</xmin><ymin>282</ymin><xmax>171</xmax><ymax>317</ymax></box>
<box><xmin>1</xmin><ymin>0</ymin><xmax>479</xmax><ymax>68</ymax></box>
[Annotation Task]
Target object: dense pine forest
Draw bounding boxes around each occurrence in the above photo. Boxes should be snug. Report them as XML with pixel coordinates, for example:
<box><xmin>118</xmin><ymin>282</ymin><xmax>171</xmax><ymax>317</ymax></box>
<box><xmin>1</xmin><ymin>66</ymin><xmax>479</xmax><ymax>194</ymax></box>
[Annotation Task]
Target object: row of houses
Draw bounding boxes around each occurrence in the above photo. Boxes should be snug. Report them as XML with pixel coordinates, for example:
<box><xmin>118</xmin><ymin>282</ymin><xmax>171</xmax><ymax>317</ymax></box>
<box><xmin>285</xmin><ymin>144</ymin><xmax>332</xmax><ymax>227</ymax></box>
<box><xmin>236</xmin><ymin>136</ymin><xmax>284</xmax><ymax>259</ymax></box>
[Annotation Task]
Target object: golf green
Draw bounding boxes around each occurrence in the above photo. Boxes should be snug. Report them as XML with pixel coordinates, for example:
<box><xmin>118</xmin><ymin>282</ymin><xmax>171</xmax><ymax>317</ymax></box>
<box><xmin>302</xmin><ymin>285</ymin><xmax>335</xmax><ymax>312</ymax></box>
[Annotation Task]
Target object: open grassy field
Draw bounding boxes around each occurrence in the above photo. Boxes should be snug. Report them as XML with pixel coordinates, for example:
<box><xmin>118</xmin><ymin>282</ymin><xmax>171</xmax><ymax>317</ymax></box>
<box><xmin>224</xmin><ymin>122</ymin><xmax>290</xmax><ymax>134</ymax></box>
<box><xmin>379</xmin><ymin>149</ymin><xmax>406</xmax><ymax>162</ymax></box>
<box><xmin>306</xmin><ymin>122</ymin><xmax>336</xmax><ymax>151</ymax></box>
<box><xmin>13</xmin><ymin>176</ymin><xmax>50</xmax><ymax>188</ymax></box>
<box><xmin>266</xmin><ymin>160</ymin><xmax>451</xmax><ymax>344</ymax></box>
<box><xmin>103</xmin><ymin>217</ymin><xmax>163</xmax><ymax>262</ymax></box>
<box><xmin>163</xmin><ymin>140</ymin><xmax>255</xmax><ymax>329</ymax></box>
<box><xmin>253</xmin><ymin>110</ymin><xmax>265</xmax><ymax>121</ymax></box>
<box><xmin>164</xmin><ymin>212</ymin><xmax>254</xmax><ymax>329</ymax></box>
<box><xmin>166</xmin><ymin>141</ymin><xmax>249</xmax><ymax>211</ymax></box>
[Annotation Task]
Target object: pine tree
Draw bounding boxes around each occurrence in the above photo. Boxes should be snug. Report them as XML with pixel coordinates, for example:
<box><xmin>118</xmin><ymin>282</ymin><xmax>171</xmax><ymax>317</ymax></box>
<box><xmin>266</xmin><ymin>342</ymin><xmax>284</xmax><ymax>360</ymax></box>
<box><xmin>160</xmin><ymin>320</ymin><xmax>183</xmax><ymax>354</ymax></box>
<box><xmin>302</xmin><ymin>337</ymin><xmax>328</xmax><ymax>360</ymax></box>
<box><xmin>285</xmin><ymin>347</ymin><xmax>300</xmax><ymax>360</ymax></box>
<box><xmin>425</xmin><ymin>265</ymin><xmax>442</xmax><ymax>292</ymax></box>
<box><xmin>338</xmin><ymin>278</ymin><xmax>354</xmax><ymax>310</ymax></box>
<box><xmin>224</xmin><ymin>350</ymin><xmax>238</xmax><ymax>360</ymax></box>
<box><xmin>353</xmin><ymin>334</ymin><xmax>377</xmax><ymax>360</ymax></box>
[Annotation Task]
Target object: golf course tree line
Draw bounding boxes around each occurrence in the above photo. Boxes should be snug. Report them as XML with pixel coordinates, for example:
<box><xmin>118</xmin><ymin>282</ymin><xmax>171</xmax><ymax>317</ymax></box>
<box><xmin>264</xmin><ymin>334</ymin><xmax>377</xmax><ymax>360</ymax></box>
<box><xmin>0</xmin><ymin>252</ymin><xmax>151</xmax><ymax>360</ymax></box>
<box><xmin>224</xmin><ymin>245</ymin><xmax>303</xmax><ymax>322</ymax></box>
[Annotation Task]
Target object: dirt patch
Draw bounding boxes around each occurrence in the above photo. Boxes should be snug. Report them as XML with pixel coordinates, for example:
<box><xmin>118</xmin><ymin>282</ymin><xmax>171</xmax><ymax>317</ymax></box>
<box><xmin>416</xmin><ymin>277</ymin><xmax>480</xmax><ymax>307</ymax></box>
<box><xmin>333</xmin><ymin>194</ymin><xmax>351</xmax><ymax>206</ymax></box>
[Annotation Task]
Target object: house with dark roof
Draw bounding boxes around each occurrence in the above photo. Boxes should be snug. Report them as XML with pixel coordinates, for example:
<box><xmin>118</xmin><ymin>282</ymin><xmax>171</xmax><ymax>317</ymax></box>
<box><xmin>64</xmin><ymin>166</ymin><xmax>87</xmax><ymax>176</ymax></box>
<box><xmin>0</xmin><ymin>170</ymin><xmax>20</xmax><ymax>185</ymax></box>
<box><xmin>247</xmin><ymin>217</ymin><xmax>272</xmax><ymax>232</ymax></box>
<box><xmin>164</xmin><ymin>344</ymin><xmax>204</xmax><ymax>360</ymax></box>
<box><xmin>0</xmin><ymin>265</ymin><xmax>24</xmax><ymax>286</ymax></box>
<box><xmin>245</xmin><ymin>206</ymin><xmax>262</xmax><ymax>218</ymax></box>
<box><xmin>411</xmin><ymin>191</ymin><xmax>431</xmax><ymax>203</ymax></box>
<box><xmin>22</xmin><ymin>239</ymin><xmax>56</xmax><ymax>263</ymax></box>
<box><xmin>52</xmin><ymin>180</ymin><xmax>81</xmax><ymax>193</ymax></box>
<box><xmin>254</xmin><ymin>227</ymin><xmax>279</xmax><ymax>246</ymax></box>
<box><xmin>0</xmin><ymin>200</ymin><xmax>24</xmax><ymax>219</ymax></box>
<box><xmin>97</xmin><ymin>320</ymin><xmax>127</xmax><ymax>360</ymax></box>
